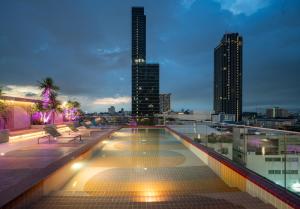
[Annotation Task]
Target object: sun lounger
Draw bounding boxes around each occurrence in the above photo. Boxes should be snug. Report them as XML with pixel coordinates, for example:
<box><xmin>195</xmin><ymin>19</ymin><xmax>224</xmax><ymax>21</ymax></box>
<box><xmin>68</xmin><ymin>123</ymin><xmax>97</xmax><ymax>137</ymax></box>
<box><xmin>79</xmin><ymin>121</ymin><xmax>102</xmax><ymax>136</ymax></box>
<box><xmin>38</xmin><ymin>125</ymin><xmax>82</xmax><ymax>144</ymax></box>
<box><xmin>67</xmin><ymin>123</ymin><xmax>80</xmax><ymax>133</ymax></box>
<box><xmin>80</xmin><ymin>121</ymin><xmax>93</xmax><ymax>129</ymax></box>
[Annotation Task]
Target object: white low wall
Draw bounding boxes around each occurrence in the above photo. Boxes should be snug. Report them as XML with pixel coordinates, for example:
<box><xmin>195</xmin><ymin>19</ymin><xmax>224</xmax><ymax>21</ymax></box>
<box><xmin>168</xmin><ymin>128</ymin><xmax>296</xmax><ymax>209</ymax></box>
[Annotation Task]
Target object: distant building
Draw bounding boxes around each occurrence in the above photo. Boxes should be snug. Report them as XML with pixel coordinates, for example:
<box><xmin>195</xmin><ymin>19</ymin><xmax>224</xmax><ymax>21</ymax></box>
<box><xmin>160</xmin><ymin>111</ymin><xmax>211</xmax><ymax>122</ymax></box>
<box><xmin>108</xmin><ymin>106</ymin><xmax>116</xmax><ymax>115</ymax></box>
<box><xmin>242</xmin><ymin>112</ymin><xmax>258</xmax><ymax>125</ymax></box>
<box><xmin>266</xmin><ymin>107</ymin><xmax>289</xmax><ymax>118</ymax></box>
<box><xmin>159</xmin><ymin>93</ymin><xmax>171</xmax><ymax>113</ymax></box>
<box><xmin>255</xmin><ymin>118</ymin><xmax>297</xmax><ymax>129</ymax></box>
<box><xmin>211</xmin><ymin>112</ymin><xmax>236</xmax><ymax>123</ymax></box>
<box><xmin>131</xmin><ymin>7</ymin><xmax>160</xmax><ymax>119</ymax></box>
<box><xmin>233</xmin><ymin>127</ymin><xmax>300</xmax><ymax>189</ymax></box>
<box><xmin>214</xmin><ymin>33</ymin><xmax>243</xmax><ymax>122</ymax></box>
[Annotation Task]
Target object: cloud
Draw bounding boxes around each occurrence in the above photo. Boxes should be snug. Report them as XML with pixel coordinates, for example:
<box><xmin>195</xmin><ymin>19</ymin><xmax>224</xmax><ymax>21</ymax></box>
<box><xmin>2</xmin><ymin>85</ymin><xmax>41</xmax><ymax>99</ymax></box>
<box><xmin>0</xmin><ymin>0</ymin><xmax>299</xmax><ymax>112</ymax></box>
<box><xmin>96</xmin><ymin>47</ymin><xmax>121</xmax><ymax>56</ymax></box>
<box><xmin>181</xmin><ymin>0</ymin><xmax>197</xmax><ymax>9</ymax></box>
<box><xmin>93</xmin><ymin>96</ymin><xmax>131</xmax><ymax>105</ymax></box>
<box><xmin>214</xmin><ymin>0</ymin><xmax>271</xmax><ymax>15</ymax></box>
<box><xmin>25</xmin><ymin>92</ymin><xmax>38</xmax><ymax>97</ymax></box>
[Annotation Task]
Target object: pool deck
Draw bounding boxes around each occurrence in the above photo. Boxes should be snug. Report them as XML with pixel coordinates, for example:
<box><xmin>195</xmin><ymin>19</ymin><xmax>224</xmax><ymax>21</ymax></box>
<box><xmin>0</xmin><ymin>126</ymin><xmax>119</xmax><ymax>208</ymax></box>
<box><xmin>30</xmin><ymin>128</ymin><xmax>275</xmax><ymax>209</ymax></box>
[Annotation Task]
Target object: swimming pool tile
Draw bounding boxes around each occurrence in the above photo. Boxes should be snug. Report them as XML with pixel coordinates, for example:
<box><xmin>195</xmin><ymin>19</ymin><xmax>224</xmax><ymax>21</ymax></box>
<box><xmin>31</xmin><ymin>128</ymin><xmax>275</xmax><ymax>209</ymax></box>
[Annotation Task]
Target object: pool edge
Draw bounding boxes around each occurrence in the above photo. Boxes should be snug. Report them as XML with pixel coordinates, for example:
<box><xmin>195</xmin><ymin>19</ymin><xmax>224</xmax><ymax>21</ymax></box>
<box><xmin>166</xmin><ymin>126</ymin><xmax>300</xmax><ymax>209</ymax></box>
<box><xmin>1</xmin><ymin>127</ymin><xmax>121</xmax><ymax>209</ymax></box>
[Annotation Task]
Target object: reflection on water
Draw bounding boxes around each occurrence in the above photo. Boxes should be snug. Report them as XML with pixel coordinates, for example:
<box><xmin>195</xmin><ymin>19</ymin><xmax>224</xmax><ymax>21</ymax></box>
<box><xmin>50</xmin><ymin>128</ymin><xmax>237</xmax><ymax>204</ymax></box>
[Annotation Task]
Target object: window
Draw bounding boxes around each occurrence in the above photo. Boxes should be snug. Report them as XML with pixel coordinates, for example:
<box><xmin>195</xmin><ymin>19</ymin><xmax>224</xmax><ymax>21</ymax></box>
<box><xmin>265</xmin><ymin>157</ymin><xmax>281</xmax><ymax>162</ymax></box>
<box><xmin>282</xmin><ymin>157</ymin><xmax>298</xmax><ymax>162</ymax></box>
<box><xmin>268</xmin><ymin>170</ymin><xmax>281</xmax><ymax>174</ymax></box>
<box><xmin>282</xmin><ymin>170</ymin><xmax>298</xmax><ymax>174</ymax></box>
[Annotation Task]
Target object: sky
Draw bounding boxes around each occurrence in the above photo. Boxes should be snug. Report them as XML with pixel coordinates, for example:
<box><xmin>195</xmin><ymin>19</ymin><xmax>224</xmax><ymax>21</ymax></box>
<box><xmin>0</xmin><ymin>0</ymin><xmax>300</xmax><ymax>113</ymax></box>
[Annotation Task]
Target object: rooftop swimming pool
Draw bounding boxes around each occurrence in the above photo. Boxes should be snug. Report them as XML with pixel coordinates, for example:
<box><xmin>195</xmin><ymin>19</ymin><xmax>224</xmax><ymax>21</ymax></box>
<box><xmin>31</xmin><ymin>128</ymin><xmax>274</xmax><ymax>208</ymax></box>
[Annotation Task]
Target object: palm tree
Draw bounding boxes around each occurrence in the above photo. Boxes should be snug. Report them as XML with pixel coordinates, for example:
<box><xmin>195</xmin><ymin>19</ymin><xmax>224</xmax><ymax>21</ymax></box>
<box><xmin>38</xmin><ymin>77</ymin><xmax>60</xmax><ymax>109</ymax></box>
<box><xmin>49</xmin><ymin>92</ymin><xmax>62</xmax><ymax>124</ymax></box>
<box><xmin>37</xmin><ymin>77</ymin><xmax>61</xmax><ymax>124</ymax></box>
<box><xmin>38</xmin><ymin>77</ymin><xmax>60</xmax><ymax>94</ymax></box>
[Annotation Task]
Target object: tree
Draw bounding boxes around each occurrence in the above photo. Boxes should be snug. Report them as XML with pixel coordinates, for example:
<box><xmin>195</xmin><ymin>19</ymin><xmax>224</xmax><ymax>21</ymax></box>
<box><xmin>37</xmin><ymin>77</ymin><xmax>61</xmax><ymax>124</ymax></box>
<box><xmin>63</xmin><ymin>100</ymin><xmax>81</xmax><ymax>121</ymax></box>
<box><xmin>38</xmin><ymin>77</ymin><xmax>59</xmax><ymax>108</ymax></box>
<box><xmin>48</xmin><ymin>92</ymin><xmax>62</xmax><ymax>124</ymax></box>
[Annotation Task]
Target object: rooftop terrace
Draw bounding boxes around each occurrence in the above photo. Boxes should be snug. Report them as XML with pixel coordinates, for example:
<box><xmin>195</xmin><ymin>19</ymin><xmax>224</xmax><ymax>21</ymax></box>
<box><xmin>0</xmin><ymin>125</ymin><xmax>299</xmax><ymax>209</ymax></box>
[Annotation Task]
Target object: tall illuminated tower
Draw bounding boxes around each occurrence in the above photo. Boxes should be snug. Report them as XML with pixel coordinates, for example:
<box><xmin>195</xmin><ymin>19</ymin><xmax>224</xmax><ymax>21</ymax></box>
<box><xmin>131</xmin><ymin>7</ymin><xmax>159</xmax><ymax>119</ymax></box>
<box><xmin>132</xmin><ymin>7</ymin><xmax>146</xmax><ymax>64</ymax></box>
<box><xmin>214</xmin><ymin>33</ymin><xmax>243</xmax><ymax>121</ymax></box>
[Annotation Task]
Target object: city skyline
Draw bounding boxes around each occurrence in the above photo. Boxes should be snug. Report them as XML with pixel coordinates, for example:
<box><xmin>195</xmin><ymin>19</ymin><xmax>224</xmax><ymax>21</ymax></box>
<box><xmin>1</xmin><ymin>0</ymin><xmax>300</xmax><ymax>112</ymax></box>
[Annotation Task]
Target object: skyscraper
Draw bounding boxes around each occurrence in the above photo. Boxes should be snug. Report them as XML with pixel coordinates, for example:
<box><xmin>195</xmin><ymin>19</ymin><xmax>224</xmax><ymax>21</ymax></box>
<box><xmin>159</xmin><ymin>93</ymin><xmax>171</xmax><ymax>113</ymax></box>
<box><xmin>131</xmin><ymin>7</ymin><xmax>160</xmax><ymax>119</ymax></box>
<box><xmin>214</xmin><ymin>33</ymin><xmax>243</xmax><ymax>121</ymax></box>
<box><xmin>132</xmin><ymin>7</ymin><xmax>146</xmax><ymax>64</ymax></box>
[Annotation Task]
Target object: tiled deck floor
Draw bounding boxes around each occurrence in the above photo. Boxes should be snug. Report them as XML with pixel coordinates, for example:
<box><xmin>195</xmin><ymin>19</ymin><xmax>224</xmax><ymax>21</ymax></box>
<box><xmin>0</xmin><ymin>127</ymin><xmax>116</xmax><ymax>207</ymax></box>
<box><xmin>31</xmin><ymin>128</ymin><xmax>275</xmax><ymax>209</ymax></box>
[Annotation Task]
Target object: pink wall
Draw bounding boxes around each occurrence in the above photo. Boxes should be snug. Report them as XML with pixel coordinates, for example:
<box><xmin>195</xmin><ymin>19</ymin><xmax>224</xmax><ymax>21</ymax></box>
<box><xmin>53</xmin><ymin>113</ymin><xmax>64</xmax><ymax>124</ymax></box>
<box><xmin>5</xmin><ymin>109</ymin><xmax>64</xmax><ymax>131</ymax></box>
<box><xmin>12</xmin><ymin>106</ymin><xmax>32</xmax><ymax>130</ymax></box>
<box><xmin>0</xmin><ymin>118</ymin><xmax>5</xmax><ymax>130</ymax></box>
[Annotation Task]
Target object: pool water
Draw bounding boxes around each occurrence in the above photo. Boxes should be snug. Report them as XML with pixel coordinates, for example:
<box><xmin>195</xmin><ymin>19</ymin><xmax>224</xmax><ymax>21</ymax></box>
<box><xmin>31</xmin><ymin>128</ymin><xmax>259</xmax><ymax>208</ymax></box>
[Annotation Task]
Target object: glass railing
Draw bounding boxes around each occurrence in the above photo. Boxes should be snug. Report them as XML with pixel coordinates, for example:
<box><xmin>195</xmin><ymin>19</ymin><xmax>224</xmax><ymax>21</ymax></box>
<box><xmin>168</xmin><ymin>121</ymin><xmax>300</xmax><ymax>196</ymax></box>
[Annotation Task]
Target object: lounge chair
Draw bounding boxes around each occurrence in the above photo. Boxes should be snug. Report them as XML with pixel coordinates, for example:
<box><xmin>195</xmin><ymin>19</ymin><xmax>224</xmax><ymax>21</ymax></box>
<box><xmin>80</xmin><ymin>121</ymin><xmax>93</xmax><ymax>129</ymax></box>
<box><xmin>79</xmin><ymin>121</ymin><xmax>102</xmax><ymax>136</ymax></box>
<box><xmin>67</xmin><ymin>123</ymin><xmax>80</xmax><ymax>134</ymax></box>
<box><xmin>38</xmin><ymin>125</ymin><xmax>82</xmax><ymax>144</ymax></box>
<box><xmin>68</xmin><ymin>123</ymin><xmax>96</xmax><ymax>137</ymax></box>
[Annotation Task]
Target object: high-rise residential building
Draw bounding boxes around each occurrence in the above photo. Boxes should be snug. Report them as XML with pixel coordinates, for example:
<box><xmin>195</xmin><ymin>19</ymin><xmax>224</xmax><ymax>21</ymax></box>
<box><xmin>214</xmin><ymin>33</ymin><xmax>243</xmax><ymax>122</ymax></box>
<box><xmin>159</xmin><ymin>93</ymin><xmax>171</xmax><ymax>113</ymax></box>
<box><xmin>131</xmin><ymin>7</ymin><xmax>160</xmax><ymax>119</ymax></box>
<box><xmin>266</xmin><ymin>107</ymin><xmax>289</xmax><ymax>118</ymax></box>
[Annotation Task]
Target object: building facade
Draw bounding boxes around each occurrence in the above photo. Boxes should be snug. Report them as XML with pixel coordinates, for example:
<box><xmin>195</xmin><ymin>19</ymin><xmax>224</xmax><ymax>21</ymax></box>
<box><xmin>132</xmin><ymin>7</ymin><xmax>146</xmax><ymax>64</ymax></box>
<box><xmin>214</xmin><ymin>33</ymin><xmax>243</xmax><ymax>122</ymax></box>
<box><xmin>159</xmin><ymin>93</ymin><xmax>171</xmax><ymax>113</ymax></box>
<box><xmin>131</xmin><ymin>7</ymin><xmax>160</xmax><ymax>119</ymax></box>
<box><xmin>266</xmin><ymin>107</ymin><xmax>289</xmax><ymax>118</ymax></box>
<box><xmin>108</xmin><ymin>106</ymin><xmax>116</xmax><ymax>115</ymax></box>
